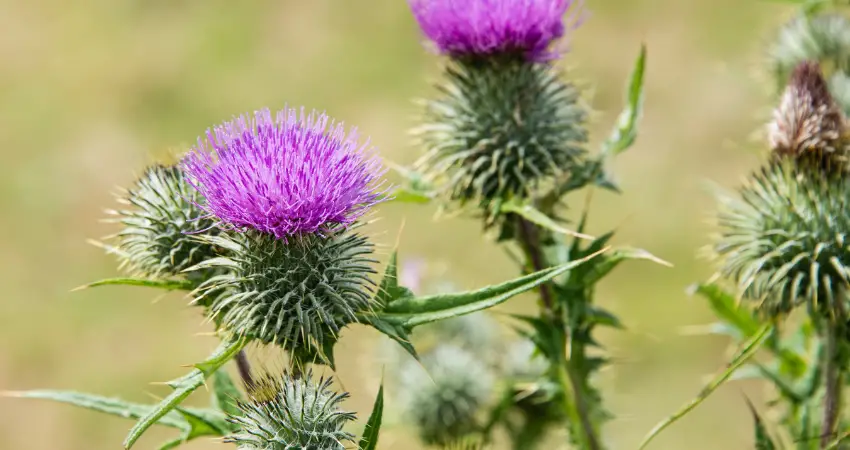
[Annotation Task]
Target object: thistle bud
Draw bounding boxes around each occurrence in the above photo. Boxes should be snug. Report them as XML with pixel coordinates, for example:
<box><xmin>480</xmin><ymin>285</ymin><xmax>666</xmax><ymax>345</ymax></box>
<box><xmin>398</xmin><ymin>345</ymin><xmax>494</xmax><ymax>445</ymax></box>
<box><xmin>768</xmin><ymin>61</ymin><xmax>849</xmax><ymax>173</ymax></box>
<box><xmin>713</xmin><ymin>161</ymin><xmax>850</xmax><ymax>316</ymax></box>
<box><xmin>182</xmin><ymin>107</ymin><xmax>385</xmax><ymax>360</ymax></box>
<box><xmin>106</xmin><ymin>163</ymin><xmax>219</xmax><ymax>280</ymax></box>
<box><xmin>225</xmin><ymin>370</ymin><xmax>356</xmax><ymax>450</ymax></box>
<box><xmin>409</xmin><ymin>0</ymin><xmax>588</xmax><ymax>210</ymax></box>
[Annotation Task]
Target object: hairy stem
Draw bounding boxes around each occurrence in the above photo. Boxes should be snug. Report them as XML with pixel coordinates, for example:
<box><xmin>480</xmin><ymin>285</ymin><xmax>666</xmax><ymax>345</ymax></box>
<box><xmin>514</xmin><ymin>215</ymin><xmax>602</xmax><ymax>450</ymax></box>
<box><xmin>821</xmin><ymin>319</ymin><xmax>845</xmax><ymax>448</ymax></box>
<box><xmin>235</xmin><ymin>350</ymin><xmax>253</xmax><ymax>388</ymax></box>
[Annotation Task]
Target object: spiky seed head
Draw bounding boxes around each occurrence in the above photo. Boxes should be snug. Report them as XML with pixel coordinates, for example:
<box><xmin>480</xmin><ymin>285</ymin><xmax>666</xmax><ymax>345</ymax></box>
<box><xmin>226</xmin><ymin>370</ymin><xmax>356</xmax><ymax>450</ymax></box>
<box><xmin>182</xmin><ymin>107</ymin><xmax>386</xmax><ymax>240</ymax></box>
<box><xmin>769</xmin><ymin>14</ymin><xmax>850</xmax><ymax>89</ymax></box>
<box><xmin>415</xmin><ymin>57</ymin><xmax>587</xmax><ymax>210</ymax></box>
<box><xmin>768</xmin><ymin>61</ymin><xmax>850</xmax><ymax>173</ymax></box>
<box><xmin>398</xmin><ymin>345</ymin><xmax>494</xmax><ymax>445</ymax></box>
<box><xmin>107</xmin><ymin>163</ymin><xmax>219</xmax><ymax>280</ymax></box>
<box><xmin>195</xmin><ymin>225</ymin><xmax>377</xmax><ymax>361</ymax></box>
<box><xmin>712</xmin><ymin>161</ymin><xmax>850</xmax><ymax>316</ymax></box>
<box><xmin>407</xmin><ymin>0</ymin><xmax>580</xmax><ymax>62</ymax></box>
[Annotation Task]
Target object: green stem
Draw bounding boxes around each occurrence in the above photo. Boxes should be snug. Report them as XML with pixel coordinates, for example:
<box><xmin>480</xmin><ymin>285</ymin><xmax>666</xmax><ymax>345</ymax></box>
<box><xmin>515</xmin><ymin>215</ymin><xmax>602</xmax><ymax>450</ymax></box>
<box><xmin>821</xmin><ymin>319</ymin><xmax>845</xmax><ymax>448</ymax></box>
<box><xmin>235</xmin><ymin>350</ymin><xmax>253</xmax><ymax>389</ymax></box>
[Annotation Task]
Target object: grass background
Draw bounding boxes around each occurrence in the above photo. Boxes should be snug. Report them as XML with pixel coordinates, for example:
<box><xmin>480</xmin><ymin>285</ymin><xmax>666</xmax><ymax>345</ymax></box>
<box><xmin>0</xmin><ymin>0</ymin><xmax>800</xmax><ymax>448</ymax></box>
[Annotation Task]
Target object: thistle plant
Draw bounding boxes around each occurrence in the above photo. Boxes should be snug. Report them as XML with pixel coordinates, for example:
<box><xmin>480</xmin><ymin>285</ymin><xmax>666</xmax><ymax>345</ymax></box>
<box><xmin>639</xmin><ymin>3</ymin><xmax>850</xmax><ymax>448</ymax></box>
<box><xmin>5</xmin><ymin>2</ymin><xmax>658</xmax><ymax>449</ymax></box>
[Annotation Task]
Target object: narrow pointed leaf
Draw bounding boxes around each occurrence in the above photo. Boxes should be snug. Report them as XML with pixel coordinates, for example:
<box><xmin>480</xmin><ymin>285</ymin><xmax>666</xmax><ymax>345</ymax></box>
<box><xmin>123</xmin><ymin>336</ymin><xmax>248</xmax><ymax>449</ymax></box>
<box><xmin>746</xmin><ymin>397</ymin><xmax>778</xmax><ymax>450</ymax></box>
<box><xmin>358</xmin><ymin>380</ymin><xmax>384</xmax><ymax>450</ymax></box>
<box><xmin>158</xmin><ymin>435</ymin><xmax>188</xmax><ymax>450</ymax></box>
<box><xmin>4</xmin><ymin>390</ymin><xmax>189</xmax><ymax>430</ymax></box>
<box><xmin>375</xmin><ymin>248</ymin><xmax>606</xmax><ymax>327</ymax></box>
<box><xmin>73</xmin><ymin>278</ymin><xmax>194</xmax><ymax>292</ymax></box>
<box><xmin>210</xmin><ymin>369</ymin><xmax>243</xmax><ymax>418</ymax></box>
<box><xmin>602</xmin><ymin>43</ymin><xmax>646</xmax><ymax>157</ymax></box>
<box><xmin>584</xmin><ymin>247</ymin><xmax>671</xmax><ymax>286</ymax></box>
<box><xmin>375</xmin><ymin>250</ymin><xmax>414</xmax><ymax>306</ymax></box>
<box><xmin>175</xmin><ymin>407</ymin><xmax>231</xmax><ymax>438</ymax></box>
<box><xmin>500</xmin><ymin>199</ymin><xmax>593</xmax><ymax>240</ymax></box>
<box><xmin>386</xmin><ymin>187</ymin><xmax>433</xmax><ymax>204</ymax></box>
<box><xmin>361</xmin><ymin>314</ymin><xmax>418</xmax><ymax>360</ymax></box>
<box><xmin>638</xmin><ymin>323</ymin><xmax>771</xmax><ymax>449</ymax></box>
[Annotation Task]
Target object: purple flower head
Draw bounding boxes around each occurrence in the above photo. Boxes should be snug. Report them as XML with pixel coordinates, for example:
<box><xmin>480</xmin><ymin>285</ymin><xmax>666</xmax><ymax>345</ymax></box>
<box><xmin>182</xmin><ymin>107</ymin><xmax>386</xmax><ymax>239</ymax></box>
<box><xmin>408</xmin><ymin>0</ymin><xmax>581</xmax><ymax>61</ymax></box>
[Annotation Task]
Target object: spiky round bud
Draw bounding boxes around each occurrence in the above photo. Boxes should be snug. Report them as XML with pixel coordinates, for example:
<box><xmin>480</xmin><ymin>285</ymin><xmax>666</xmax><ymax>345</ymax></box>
<box><xmin>196</xmin><ymin>224</ymin><xmax>377</xmax><ymax>360</ymax></box>
<box><xmin>107</xmin><ymin>164</ymin><xmax>219</xmax><ymax>279</ymax></box>
<box><xmin>414</xmin><ymin>57</ymin><xmax>587</xmax><ymax>210</ymax></box>
<box><xmin>226</xmin><ymin>370</ymin><xmax>356</xmax><ymax>450</ymax></box>
<box><xmin>713</xmin><ymin>161</ymin><xmax>850</xmax><ymax>316</ymax></box>
<box><xmin>769</xmin><ymin>14</ymin><xmax>850</xmax><ymax>89</ymax></box>
<box><xmin>768</xmin><ymin>61</ymin><xmax>850</xmax><ymax>173</ymax></box>
<box><xmin>502</xmin><ymin>339</ymin><xmax>548</xmax><ymax>379</ymax></box>
<box><xmin>398</xmin><ymin>345</ymin><xmax>494</xmax><ymax>445</ymax></box>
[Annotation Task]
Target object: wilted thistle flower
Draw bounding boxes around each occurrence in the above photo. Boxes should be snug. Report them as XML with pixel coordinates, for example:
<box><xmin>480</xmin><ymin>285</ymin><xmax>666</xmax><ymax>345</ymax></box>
<box><xmin>106</xmin><ymin>163</ymin><xmax>219</xmax><ymax>280</ymax></box>
<box><xmin>769</xmin><ymin>14</ymin><xmax>850</xmax><ymax>89</ymax></box>
<box><xmin>225</xmin><ymin>370</ymin><xmax>356</xmax><ymax>450</ymax></box>
<box><xmin>768</xmin><ymin>61</ymin><xmax>849</xmax><ymax>173</ymax></box>
<box><xmin>408</xmin><ymin>0</ymin><xmax>578</xmax><ymax>62</ymax></box>
<box><xmin>409</xmin><ymin>0</ymin><xmax>587</xmax><ymax>210</ymax></box>
<box><xmin>183</xmin><ymin>107</ymin><xmax>385</xmax><ymax>360</ymax></box>
<box><xmin>713</xmin><ymin>161</ymin><xmax>850</xmax><ymax>316</ymax></box>
<box><xmin>398</xmin><ymin>344</ymin><xmax>494</xmax><ymax>445</ymax></box>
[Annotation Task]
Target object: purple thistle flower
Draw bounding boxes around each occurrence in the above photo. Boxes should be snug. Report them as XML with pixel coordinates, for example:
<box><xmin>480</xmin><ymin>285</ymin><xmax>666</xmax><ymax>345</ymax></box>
<box><xmin>182</xmin><ymin>107</ymin><xmax>386</xmax><ymax>239</ymax></box>
<box><xmin>408</xmin><ymin>0</ymin><xmax>581</xmax><ymax>61</ymax></box>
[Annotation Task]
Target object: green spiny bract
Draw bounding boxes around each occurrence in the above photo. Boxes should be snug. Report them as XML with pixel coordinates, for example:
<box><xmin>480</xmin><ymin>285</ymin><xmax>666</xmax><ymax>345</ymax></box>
<box><xmin>413</xmin><ymin>55</ymin><xmax>588</xmax><ymax>211</ymax></box>
<box><xmin>713</xmin><ymin>161</ymin><xmax>850</xmax><ymax>316</ymax></box>
<box><xmin>194</xmin><ymin>224</ymin><xmax>377</xmax><ymax>361</ymax></box>
<box><xmin>225</xmin><ymin>370</ymin><xmax>356</xmax><ymax>450</ymax></box>
<box><xmin>107</xmin><ymin>163</ymin><xmax>219</xmax><ymax>280</ymax></box>
<box><xmin>398</xmin><ymin>344</ymin><xmax>494</xmax><ymax>446</ymax></box>
<box><xmin>769</xmin><ymin>14</ymin><xmax>850</xmax><ymax>91</ymax></box>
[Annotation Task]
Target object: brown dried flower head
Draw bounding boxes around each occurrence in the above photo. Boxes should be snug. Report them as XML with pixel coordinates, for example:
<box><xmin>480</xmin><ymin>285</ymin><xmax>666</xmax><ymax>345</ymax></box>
<box><xmin>768</xmin><ymin>61</ymin><xmax>849</xmax><ymax>172</ymax></box>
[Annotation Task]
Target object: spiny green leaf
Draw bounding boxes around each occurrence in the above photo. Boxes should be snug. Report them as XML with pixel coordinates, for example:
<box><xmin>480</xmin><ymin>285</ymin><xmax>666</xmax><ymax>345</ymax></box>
<box><xmin>361</xmin><ymin>314</ymin><xmax>418</xmax><ymax>360</ymax></box>
<box><xmin>157</xmin><ymin>435</ymin><xmax>188</xmax><ymax>450</ymax></box>
<box><xmin>210</xmin><ymin>369</ymin><xmax>243</xmax><ymax>418</ymax></box>
<box><xmin>689</xmin><ymin>283</ymin><xmax>761</xmax><ymax>337</ymax></box>
<box><xmin>746</xmin><ymin>397</ymin><xmax>778</xmax><ymax>450</ymax></box>
<box><xmin>72</xmin><ymin>277</ymin><xmax>194</xmax><ymax>292</ymax></box>
<box><xmin>175</xmin><ymin>407</ymin><xmax>230</xmax><ymax>438</ymax></box>
<box><xmin>3</xmin><ymin>390</ymin><xmax>189</xmax><ymax>430</ymax></box>
<box><xmin>123</xmin><ymin>336</ymin><xmax>248</xmax><ymax>449</ymax></box>
<box><xmin>375</xmin><ymin>250</ymin><xmax>414</xmax><ymax>307</ymax></box>
<box><xmin>602</xmin><ymin>43</ymin><xmax>646</xmax><ymax>157</ymax></box>
<box><xmin>638</xmin><ymin>324</ymin><xmax>772</xmax><ymax>449</ymax></box>
<box><xmin>500</xmin><ymin>199</ymin><xmax>593</xmax><ymax>240</ymax></box>
<box><xmin>358</xmin><ymin>380</ymin><xmax>384</xmax><ymax>450</ymax></box>
<box><xmin>584</xmin><ymin>247</ymin><xmax>670</xmax><ymax>286</ymax></box>
<box><xmin>373</xmin><ymin>248</ymin><xmax>606</xmax><ymax>327</ymax></box>
<box><xmin>387</xmin><ymin>187</ymin><xmax>434</xmax><ymax>204</ymax></box>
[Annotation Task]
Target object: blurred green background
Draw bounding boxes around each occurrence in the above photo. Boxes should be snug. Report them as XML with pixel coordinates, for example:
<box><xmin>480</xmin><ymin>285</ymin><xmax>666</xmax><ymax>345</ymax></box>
<box><xmin>0</xmin><ymin>0</ymin><xmax>801</xmax><ymax>448</ymax></box>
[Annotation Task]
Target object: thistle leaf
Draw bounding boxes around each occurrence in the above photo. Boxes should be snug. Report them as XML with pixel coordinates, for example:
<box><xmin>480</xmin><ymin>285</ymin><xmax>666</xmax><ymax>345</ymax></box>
<box><xmin>638</xmin><ymin>323</ymin><xmax>772</xmax><ymax>449</ymax></box>
<box><xmin>123</xmin><ymin>336</ymin><xmax>249</xmax><ymax>449</ymax></box>
<box><xmin>3</xmin><ymin>390</ymin><xmax>189</xmax><ymax>430</ymax></box>
<box><xmin>388</xmin><ymin>187</ymin><xmax>433</xmax><ymax>204</ymax></box>
<box><xmin>175</xmin><ymin>407</ymin><xmax>231</xmax><ymax>438</ymax></box>
<box><xmin>584</xmin><ymin>247</ymin><xmax>671</xmax><ymax>286</ymax></box>
<box><xmin>72</xmin><ymin>277</ymin><xmax>194</xmax><ymax>292</ymax></box>
<box><xmin>358</xmin><ymin>380</ymin><xmax>384</xmax><ymax>450</ymax></box>
<box><xmin>602</xmin><ymin>43</ymin><xmax>647</xmax><ymax>157</ymax></box>
<box><xmin>210</xmin><ymin>369</ymin><xmax>243</xmax><ymax>418</ymax></box>
<box><xmin>746</xmin><ymin>398</ymin><xmax>778</xmax><ymax>450</ymax></box>
<box><xmin>499</xmin><ymin>199</ymin><xmax>593</xmax><ymax>240</ymax></box>
<box><xmin>375</xmin><ymin>250</ymin><xmax>414</xmax><ymax>307</ymax></box>
<box><xmin>372</xmin><ymin>248</ymin><xmax>606</xmax><ymax>327</ymax></box>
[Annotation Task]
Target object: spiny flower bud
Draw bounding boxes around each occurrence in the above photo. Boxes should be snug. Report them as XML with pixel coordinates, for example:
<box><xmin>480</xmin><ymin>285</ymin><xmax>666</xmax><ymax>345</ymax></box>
<box><xmin>106</xmin><ymin>163</ymin><xmax>219</xmax><ymax>280</ymax></box>
<box><xmin>225</xmin><ymin>370</ymin><xmax>356</xmax><ymax>450</ymax></box>
<box><xmin>414</xmin><ymin>57</ymin><xmax>587</xmax><ymax>210</ymax></box>
<box><xmin>408</xmin><ymin>0</ymin><xmax>579</xmax><ymax>62</ymax></box>
<box><xmin>195</xmin><ymin>225</ymin><xmax>377</xmax><ymax>358</ymax></box>
<box><xmin>398</xmin><ymin>345</ymin><xmax>494</xmax><ymax>445</ymax></box>
<box><xmin>713</xmin><ymin>161</ymin><xmax>850</xmax><ymax>316</ymax></box>
<box><xmin>768</xmin><ymin>61</ymin><xmax>849</xmax><ymax>173</ymax></box>
<box><xmin>182</xmin><ymin>107</ymin><xmax>385</xmax><ymax>360</ymax></box>
<box><xmin>502</xmin><ymin>339</ymin><xmax>548</xmax><ymax>380</ymax></box>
